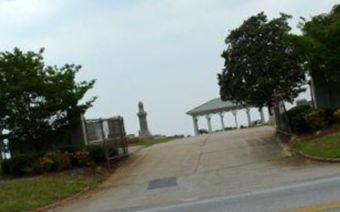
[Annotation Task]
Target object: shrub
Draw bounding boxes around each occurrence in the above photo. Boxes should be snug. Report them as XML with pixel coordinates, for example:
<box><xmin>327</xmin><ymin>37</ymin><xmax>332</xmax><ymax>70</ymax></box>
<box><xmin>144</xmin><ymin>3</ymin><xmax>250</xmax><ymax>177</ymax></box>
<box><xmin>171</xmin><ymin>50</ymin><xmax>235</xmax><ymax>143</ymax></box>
<box><xmin>286</xmin><ymin>105</ymin><xmax>313</xmax><ymax>133</ymax></box>
<box><xmin>39</xmin><ymin>157</ymin><xmax>54</xmax><ymax>172</ymax></box>
<box><xmin>1</xmin><ymin>144</ymin><xmax>108</xmax><ymax>176</ymax></box>
<box><xmin>306</xmin><ymin>108</ymin><xmax>333</xmax><ymax>131</ymax></box>
<box><xmin>334</xmin><ymin>109</ymin><xmax>340</xmax><ymax>122</ymax></box>
<box><xmin>1</xmin><ymin>154</ymin><xmax>40</xmax><ymax>176</ymax></box>
<box><xmin>85</xmin><ymin>145</ymin><xmax>106</xmax><ymax>163</ymax></box>
<box><xmin>74</xmin><ymin>149</ymin><xmax>90</xmax><ymax>166</ymax></box>
<box><xmin>41</xmin><ymin>152</ymin><xmax>72</xmax><ymax>171</ymax></box>
<box><xmin>58</xmin><ymin>145</ymin><xmax>82</xmax><ymax>153</ymax></box>
<box><xmin>51</xmin><ymin>144</ymin><xmax>106</xmax><ymax>164</ymax></box>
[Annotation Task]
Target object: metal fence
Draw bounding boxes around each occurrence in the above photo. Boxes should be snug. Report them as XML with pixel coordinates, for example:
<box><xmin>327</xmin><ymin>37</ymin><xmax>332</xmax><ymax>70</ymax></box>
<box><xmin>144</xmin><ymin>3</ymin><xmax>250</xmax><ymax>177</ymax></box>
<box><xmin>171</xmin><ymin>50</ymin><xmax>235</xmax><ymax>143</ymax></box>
<box><xmin>83</xmin><ymin>116</ymin><xmax>128</xmax><ymax>168</ymax></box>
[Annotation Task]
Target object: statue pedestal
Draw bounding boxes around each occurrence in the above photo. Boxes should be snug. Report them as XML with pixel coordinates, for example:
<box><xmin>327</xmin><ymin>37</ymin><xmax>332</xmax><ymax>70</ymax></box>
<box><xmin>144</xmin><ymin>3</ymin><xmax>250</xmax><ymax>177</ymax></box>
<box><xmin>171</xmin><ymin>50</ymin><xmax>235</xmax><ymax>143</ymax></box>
<box><xmin>139</xmin><ymin>130</ymin><xmax>152</xmax><ymax>139</ymax></box>
<box><xmin>137</xmin><ymin>102</ymin><xmax>152</xmax><ymax>139</ymax></box>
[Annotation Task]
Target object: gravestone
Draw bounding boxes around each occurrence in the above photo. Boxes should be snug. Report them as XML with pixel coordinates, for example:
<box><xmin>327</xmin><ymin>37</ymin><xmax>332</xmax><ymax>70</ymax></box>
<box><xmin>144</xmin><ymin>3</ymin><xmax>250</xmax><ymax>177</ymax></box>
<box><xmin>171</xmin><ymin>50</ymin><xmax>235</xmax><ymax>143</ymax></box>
<box><xmin>137</xmin><ymin>102</ymin><xmax>152</xmax><ymax>139</ymax></box>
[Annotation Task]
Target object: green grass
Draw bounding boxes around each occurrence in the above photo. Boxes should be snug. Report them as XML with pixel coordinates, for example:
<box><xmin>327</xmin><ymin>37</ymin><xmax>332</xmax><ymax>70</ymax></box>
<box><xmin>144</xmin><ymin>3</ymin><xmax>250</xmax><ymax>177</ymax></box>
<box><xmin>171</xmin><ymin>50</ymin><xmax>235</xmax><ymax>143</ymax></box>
<box><xmin>0</xmin><ymin>172</ymin><xmax>102</xmax><ymax>211</ymax></box>
<box><xmin>130</xmin><ymin>137</ymin><xmax>175</xmax><ymax>147</ymax></box>
<box><xmin>298</xmin><ymin>130</ymin><xmax>340</xmax><ymax>158</ymax></box>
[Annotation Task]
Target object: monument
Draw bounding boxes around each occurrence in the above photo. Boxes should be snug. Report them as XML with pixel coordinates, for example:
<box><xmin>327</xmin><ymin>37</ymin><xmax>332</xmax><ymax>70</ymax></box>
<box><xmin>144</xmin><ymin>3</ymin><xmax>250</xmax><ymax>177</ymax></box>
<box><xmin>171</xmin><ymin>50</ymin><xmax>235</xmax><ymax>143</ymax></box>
<box><xmin>137</xmin><ymin>101</ymin><xmax>152</xmax><ymax>138</ymax></box>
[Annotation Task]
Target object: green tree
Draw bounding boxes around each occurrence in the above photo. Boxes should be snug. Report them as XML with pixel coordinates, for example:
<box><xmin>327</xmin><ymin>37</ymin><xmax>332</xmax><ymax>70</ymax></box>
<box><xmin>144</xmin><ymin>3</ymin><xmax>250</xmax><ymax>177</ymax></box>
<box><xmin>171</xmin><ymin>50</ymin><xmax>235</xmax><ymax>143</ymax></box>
<box><xmin>0</xmin><ymin>48</ymin><xmax>96</xmax><ymax>153</ymax></box>
<box><xmin>218</xmin><ymin>13</ymin><xmax>306</xmax><ymax>108</ymax></box>
<box><xmin>291</xmin><ymin>5</ymin><xmax>340</xmax><ymax>106</ymax></box>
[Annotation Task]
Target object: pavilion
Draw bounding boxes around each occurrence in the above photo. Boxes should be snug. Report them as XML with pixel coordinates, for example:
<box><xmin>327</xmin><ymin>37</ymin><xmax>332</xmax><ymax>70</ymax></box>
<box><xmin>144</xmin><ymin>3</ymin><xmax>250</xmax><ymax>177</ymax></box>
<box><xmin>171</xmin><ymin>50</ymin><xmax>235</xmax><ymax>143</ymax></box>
<box><xmin>187</xmin><ymin>98</ymin><xmax>265</xmax><ymax>136</ymax></box>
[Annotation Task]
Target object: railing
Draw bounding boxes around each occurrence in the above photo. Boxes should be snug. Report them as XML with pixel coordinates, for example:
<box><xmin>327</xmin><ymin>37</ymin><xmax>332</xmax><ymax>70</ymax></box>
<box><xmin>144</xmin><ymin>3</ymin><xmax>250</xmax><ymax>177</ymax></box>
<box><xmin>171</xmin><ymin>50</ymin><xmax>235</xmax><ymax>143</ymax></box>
<box><xmin>84</xmin><ymin>116</ymin><xmax>128</xmax><ymax>168</ymax></box>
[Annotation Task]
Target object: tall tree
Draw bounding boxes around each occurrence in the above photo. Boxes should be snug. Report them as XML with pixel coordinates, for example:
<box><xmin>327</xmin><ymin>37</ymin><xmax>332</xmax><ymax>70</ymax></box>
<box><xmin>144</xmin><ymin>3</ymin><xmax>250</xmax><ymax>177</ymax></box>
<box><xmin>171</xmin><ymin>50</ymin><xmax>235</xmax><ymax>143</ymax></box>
<box><xmin>218</xmin><ymin>13</ymin><xmax>306</xmax><ymax>108</ymax></box>
<box><xmin>291</xmin><ymin>4</ymin><xmax>340</xmax><ymax>106</ymax></box>
<box><xmin>0</xmin><ymin>48</ymin><xmax>96</xmax><ymax>153</ymax></box>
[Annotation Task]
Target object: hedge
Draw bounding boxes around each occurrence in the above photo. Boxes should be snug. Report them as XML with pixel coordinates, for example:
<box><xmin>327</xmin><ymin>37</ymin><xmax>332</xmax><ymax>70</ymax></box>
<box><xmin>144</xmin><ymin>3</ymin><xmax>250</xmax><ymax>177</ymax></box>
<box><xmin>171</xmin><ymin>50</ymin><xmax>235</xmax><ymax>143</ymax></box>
<box><xmin>1</xmin><ymin>144</ymin><xmax>108</xmax><ymax>176</ymax></box>
<box><xmin>286</xmin><ymin>105</ymin><xmax>337</xmax><ymax>134</ymax></box>
<box><xmin>286</xmin><ymin>105</ymin><xmax>313</xmax><ymax>133</ymax></box>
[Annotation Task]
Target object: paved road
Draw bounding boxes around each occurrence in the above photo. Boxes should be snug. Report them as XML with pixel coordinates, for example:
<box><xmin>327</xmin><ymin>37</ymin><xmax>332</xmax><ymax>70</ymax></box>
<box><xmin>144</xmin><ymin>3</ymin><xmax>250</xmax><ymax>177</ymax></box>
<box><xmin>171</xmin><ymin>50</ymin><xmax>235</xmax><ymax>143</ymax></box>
<box><xmin>142</xmin><ymin>174</ymin><xmax>340</xmax><ymax>212</ymax></box>
<box><xmin>55</xmin><ymin>126</ymin><xmax>340</xmax><ymax>212</ymax></box>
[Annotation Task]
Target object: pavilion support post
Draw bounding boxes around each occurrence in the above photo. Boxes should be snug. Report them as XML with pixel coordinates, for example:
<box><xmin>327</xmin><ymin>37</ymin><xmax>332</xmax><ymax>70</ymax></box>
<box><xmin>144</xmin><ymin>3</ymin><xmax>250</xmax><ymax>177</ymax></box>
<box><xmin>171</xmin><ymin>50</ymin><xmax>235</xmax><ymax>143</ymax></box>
<box><xmin>246</xmin><ymin>108</ymin><xmax>251</xmax><ymax>127</ymax></box>
<box><xmin>219</xmin><ymin>112</ymin><xmax>225</xmax><ymax>131</ymax></box>
<box><xmin>206</xmin><ymin>115</ymin><xmax>212</xmax><ymax>133</ymax></box>
<box><xmin>192</xmin><ymin>116</ymin><xmax>199</xmax><ymax>136</ymax></box>
<box><xmin>232</xmin><ymin>110</ymin><xmax>238</xmax><ymax>129</ymax></box>
<box><xmin>259</xmin><ymin>107</ymin><xmax>265</xmax><ymax>123</ymax></box>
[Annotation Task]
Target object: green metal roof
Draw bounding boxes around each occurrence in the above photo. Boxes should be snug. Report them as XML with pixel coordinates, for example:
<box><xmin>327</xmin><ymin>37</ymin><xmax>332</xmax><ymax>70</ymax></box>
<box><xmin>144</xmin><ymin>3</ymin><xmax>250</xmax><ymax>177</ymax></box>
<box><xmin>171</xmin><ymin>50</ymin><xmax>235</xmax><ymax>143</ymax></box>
<box><xmin>187</xmin><ymin>98</ymin><xmax>242</xmax><ymax>116</ymax></box>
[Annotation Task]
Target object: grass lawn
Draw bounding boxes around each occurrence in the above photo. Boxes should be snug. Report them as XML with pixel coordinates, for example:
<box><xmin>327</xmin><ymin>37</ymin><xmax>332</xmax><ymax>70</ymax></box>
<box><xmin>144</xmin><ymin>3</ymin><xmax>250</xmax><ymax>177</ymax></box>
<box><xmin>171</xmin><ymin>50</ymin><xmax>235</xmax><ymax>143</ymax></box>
<box><xmin>129</xmin><ymin>137</ymin><xmax>175</xmax><ymax>147</ymax></box>
<box><xmin>0</xmin><ymin>171</ymin><xmax>103</xmax><ymax>211</ymax></box>
<box><xmin>298</xmin><ymin>130</ymin><xmax>340</xmax><ymax>159</ymax></box>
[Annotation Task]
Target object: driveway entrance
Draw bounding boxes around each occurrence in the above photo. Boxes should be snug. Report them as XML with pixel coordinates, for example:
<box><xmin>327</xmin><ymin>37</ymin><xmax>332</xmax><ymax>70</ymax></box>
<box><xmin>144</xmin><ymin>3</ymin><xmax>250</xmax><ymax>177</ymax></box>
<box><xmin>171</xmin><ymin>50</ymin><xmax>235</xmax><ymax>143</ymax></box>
<box><xmin>56</xmin><ymin>126</ymin><xmax>340</xmax><ymax>211</ymax></box>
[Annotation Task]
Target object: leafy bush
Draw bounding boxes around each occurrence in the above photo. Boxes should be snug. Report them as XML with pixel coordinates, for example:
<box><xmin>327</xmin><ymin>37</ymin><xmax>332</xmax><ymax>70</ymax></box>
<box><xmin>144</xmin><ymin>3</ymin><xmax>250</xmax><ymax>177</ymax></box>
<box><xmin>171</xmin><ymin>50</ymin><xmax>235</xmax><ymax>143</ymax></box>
<box><xmin>85</xmin><ymin>145</ymin><xmax>106</xmax><ymax>163</ymax></box>
<box><xmin>1</xmin><ymin>144</ymin><xmax>107</xmax><ymax>176</ymax></box>
<box><xmin>39</xmin><ymin>157</ymin><xmax>54</xmax><ymax>172</ymax></box>
<box><xmin>58</xmin><ymin>145</ymin><xmax>82</xmax><ymax>153</ymax></box>
<box><xmin>58</xmin><ymin>144</ymin><xmax>106</xmax><ymax>163</ymax></box>
<box><xmin>1</xmin><ymin>154</ymin><xmax>40</xmax><ymax>176</ymax></box>
<box><xmin>40</xmin><ymin>152</ymin><xmax>72</xmax><ymax>171</ymax></box>
<box><xmin>306</xmin><ymin>108</ymin><xmax>333</xmax><ymax>131</ymax></box>
<box><xmin>286</xmin><ymin>105</ymin><xmax>313</xmax><ymax>133</ymax></box>
<box><xmin>73</xmin><ymin>149</ymin><xmax>90</xmax><ymax>166</ymax></box>
<box><xmin>57</xmin><ymin>145</ymin><xmax>83</xmax><ymax>166</ymax></box>
<box><xmin>286</xmin><ymin>105</ymin><xmax>336</xmax><ymax>133</ymax></box>
<box><xmin>334</xmin><ymin>109</ymin><xmax>340</xmax><ymax>122</ymax></box>
<box><xmin>51</xmin><ymin>144</ymin><xmax>106</xmax><ymax>163</ymax></box>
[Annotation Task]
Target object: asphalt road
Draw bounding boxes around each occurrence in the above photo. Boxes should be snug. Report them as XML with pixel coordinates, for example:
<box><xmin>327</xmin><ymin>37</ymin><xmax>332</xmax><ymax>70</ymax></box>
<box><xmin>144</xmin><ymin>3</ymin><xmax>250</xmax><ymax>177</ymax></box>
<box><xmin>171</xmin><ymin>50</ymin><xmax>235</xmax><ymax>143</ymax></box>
<box><xmin>142</xmin><ymin>174</ymin><xmax>340</xmax><ymax>212</ymax></box>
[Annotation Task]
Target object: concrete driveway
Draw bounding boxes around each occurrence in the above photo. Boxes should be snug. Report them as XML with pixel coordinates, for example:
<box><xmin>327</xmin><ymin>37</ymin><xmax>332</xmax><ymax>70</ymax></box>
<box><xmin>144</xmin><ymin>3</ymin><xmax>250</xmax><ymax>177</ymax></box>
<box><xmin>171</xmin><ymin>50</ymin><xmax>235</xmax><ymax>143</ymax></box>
<box><xmin>56</xmin><ymin>126</ymin><xmax>340</xmax><ymax>211</ymax></box>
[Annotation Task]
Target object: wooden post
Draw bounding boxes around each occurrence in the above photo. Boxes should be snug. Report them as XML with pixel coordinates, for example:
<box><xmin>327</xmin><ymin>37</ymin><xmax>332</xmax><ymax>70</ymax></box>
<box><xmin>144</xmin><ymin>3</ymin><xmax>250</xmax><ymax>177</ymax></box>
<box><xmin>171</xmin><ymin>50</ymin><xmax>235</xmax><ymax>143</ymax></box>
<box><xmin>99</xmin><ymin>119</ymin><xmax>110</xmax><ymax>169</ymax></box>
<box><xmin>80</xmin><ymin>114</ymin><xmax>88</xmax><ymax>145</ymax></box>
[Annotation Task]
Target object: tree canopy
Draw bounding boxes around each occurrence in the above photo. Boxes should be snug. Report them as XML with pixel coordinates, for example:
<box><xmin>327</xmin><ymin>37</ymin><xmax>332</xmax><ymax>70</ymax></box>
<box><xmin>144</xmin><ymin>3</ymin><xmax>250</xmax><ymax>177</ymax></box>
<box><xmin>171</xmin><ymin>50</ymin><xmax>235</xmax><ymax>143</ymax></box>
<box><xmin>292</xmin><ymin>4</ymin><xmax>340</xmax><ymax>86</ymax></box>
<box><xmin>0</xmin><ymin>48</ymin><xmax>96</xmax><ymax>152</ymax></box>
<box><xmin>218</xmin><ymin>13</ymin><xmax>306</xmax><ymax>108</ymax></box>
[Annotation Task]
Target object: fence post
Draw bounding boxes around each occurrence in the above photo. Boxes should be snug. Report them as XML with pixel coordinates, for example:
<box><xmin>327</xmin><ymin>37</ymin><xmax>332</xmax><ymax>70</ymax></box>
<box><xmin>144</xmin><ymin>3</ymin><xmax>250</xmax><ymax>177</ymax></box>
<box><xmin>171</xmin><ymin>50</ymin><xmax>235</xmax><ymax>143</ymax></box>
<box><xmin>99</xmin><ymin>119</ymin><xmax>111</xmax><ymax>169</ymax></box>
<box><xmin>119</xmin><ymin>117</ymin><xmax>128</xmax><ymax>155</ymax></box>
<box><xmin>80</xmin><ymin>113</ymin><xmax>88</xmax><ymax>145</ymax></box>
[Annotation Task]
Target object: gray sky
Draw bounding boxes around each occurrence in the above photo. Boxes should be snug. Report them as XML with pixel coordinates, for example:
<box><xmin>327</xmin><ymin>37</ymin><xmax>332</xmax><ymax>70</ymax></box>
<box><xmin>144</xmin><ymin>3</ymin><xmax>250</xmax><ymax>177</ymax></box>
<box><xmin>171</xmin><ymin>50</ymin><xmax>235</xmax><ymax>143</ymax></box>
<box><xmin>0</xmin><ymin>0</ymin><xmax>339</xmax><ymax>136</ymax></box>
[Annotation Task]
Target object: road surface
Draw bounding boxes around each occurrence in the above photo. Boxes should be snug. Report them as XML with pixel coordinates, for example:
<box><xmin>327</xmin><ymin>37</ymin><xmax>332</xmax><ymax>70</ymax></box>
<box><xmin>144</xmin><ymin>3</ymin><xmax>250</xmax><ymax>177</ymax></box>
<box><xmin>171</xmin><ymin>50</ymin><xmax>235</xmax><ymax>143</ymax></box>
<box><xmin>54</xmin><ymin>126</ymin><xmax>340</xmax><ymax>212</ymax></box>
<box><xmin>142</xmin><ymin>174</ymin><xmax>340</xmax><ymax>212</ymax></box>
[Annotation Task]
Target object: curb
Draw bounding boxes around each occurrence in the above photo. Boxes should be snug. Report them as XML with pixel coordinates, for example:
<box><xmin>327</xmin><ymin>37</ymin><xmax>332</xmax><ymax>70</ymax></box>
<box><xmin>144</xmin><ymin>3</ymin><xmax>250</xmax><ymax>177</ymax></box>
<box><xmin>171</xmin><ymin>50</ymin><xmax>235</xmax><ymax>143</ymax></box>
<box><xmin>298</xmin><ymin>151</ymin><xmax>340</xmax><ymax>163</ymax></box>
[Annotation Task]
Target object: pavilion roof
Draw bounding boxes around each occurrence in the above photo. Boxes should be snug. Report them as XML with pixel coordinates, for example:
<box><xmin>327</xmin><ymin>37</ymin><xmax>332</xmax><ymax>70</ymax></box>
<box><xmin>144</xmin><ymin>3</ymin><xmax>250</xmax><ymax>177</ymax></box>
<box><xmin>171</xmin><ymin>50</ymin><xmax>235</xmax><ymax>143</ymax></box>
<box><xmin>187</xmin><ymin>98</ymin><xmax>243</xmax><ymax>116</ymax></box>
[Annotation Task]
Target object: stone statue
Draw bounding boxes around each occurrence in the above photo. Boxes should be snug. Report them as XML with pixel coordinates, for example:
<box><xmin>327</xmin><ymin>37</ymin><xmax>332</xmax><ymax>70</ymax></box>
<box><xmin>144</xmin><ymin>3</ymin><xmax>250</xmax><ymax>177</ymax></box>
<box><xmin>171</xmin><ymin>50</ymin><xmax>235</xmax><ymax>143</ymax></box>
<box><xmin>137</xmin><ymin>101</ymin><xmax>152</xmax><ymax>138</ymax></box>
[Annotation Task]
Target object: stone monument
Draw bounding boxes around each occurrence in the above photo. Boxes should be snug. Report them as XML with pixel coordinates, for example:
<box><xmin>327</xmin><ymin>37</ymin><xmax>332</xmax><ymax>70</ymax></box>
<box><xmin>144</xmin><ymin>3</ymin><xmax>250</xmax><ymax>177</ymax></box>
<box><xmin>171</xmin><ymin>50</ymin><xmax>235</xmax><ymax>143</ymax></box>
<box><xmin>137</xmin><ymin>101</ymin><xmax>152</xmax><ymax>138</ymax></box>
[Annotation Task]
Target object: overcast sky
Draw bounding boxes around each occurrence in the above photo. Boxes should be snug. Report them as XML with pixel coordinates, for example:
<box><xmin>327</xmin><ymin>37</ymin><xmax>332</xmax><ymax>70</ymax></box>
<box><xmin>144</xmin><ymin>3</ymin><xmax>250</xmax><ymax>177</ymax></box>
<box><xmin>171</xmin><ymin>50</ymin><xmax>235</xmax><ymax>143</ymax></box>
<box><xmin>0</xmin><ymin>0</ymin><xmax>339</xmax><ymax>136</ymax></box>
